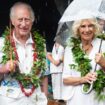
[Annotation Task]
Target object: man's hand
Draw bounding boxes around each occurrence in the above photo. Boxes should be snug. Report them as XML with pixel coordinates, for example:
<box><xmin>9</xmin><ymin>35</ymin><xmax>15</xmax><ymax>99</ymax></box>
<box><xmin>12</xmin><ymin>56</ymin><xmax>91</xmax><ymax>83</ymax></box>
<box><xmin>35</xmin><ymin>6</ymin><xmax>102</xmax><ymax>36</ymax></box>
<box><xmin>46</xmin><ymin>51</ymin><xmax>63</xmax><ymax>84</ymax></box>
<box><xmin>3</xmin><ymin>60</ymin><xmax>18</xmax><ymax>73</ymax></box>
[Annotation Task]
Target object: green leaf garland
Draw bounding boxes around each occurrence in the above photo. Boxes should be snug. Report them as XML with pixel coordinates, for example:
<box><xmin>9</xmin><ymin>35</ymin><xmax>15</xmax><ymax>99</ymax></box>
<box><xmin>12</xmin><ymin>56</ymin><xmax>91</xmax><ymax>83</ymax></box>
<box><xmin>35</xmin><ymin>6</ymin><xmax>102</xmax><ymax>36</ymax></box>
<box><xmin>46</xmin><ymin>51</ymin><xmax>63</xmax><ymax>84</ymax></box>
<box><xmin>1</xmin><ymin>27</ymin><xmax>46</xmax><ymax>88</ymax></box>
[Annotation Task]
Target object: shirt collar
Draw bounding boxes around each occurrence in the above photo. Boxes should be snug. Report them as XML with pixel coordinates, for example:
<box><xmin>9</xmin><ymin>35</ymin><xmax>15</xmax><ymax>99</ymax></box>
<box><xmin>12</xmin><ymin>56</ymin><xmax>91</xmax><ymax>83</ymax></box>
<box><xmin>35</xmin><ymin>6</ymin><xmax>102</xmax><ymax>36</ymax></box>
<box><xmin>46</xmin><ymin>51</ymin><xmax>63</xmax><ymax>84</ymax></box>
<box><xmin>12</xmin><ymin>31</ymin><xmax>34</xmax><ymax>45</ymax></box>
<box><xmin>91</xmin><ymin>37</ymin><xmax>98</xmax><ymax>46</ymax></box>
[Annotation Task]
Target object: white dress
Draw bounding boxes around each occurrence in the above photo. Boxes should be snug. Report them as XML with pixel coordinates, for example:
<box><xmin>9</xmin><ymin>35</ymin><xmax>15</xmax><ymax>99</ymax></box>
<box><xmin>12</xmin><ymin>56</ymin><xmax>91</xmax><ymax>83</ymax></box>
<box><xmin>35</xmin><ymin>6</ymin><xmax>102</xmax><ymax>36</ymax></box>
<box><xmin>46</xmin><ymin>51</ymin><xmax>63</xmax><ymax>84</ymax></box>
<box><xmin>62</xmin><ymin>38</ymin><xmax>105</xmax><ymax>105</ymax></box>
<box><xmin>0</xmin><ymin>34</ymin><xmax>47</xmax><ymax>105</ymax></box>
<box><xmin>50</xmin><ymin>43</ymin><xmax>64</xmax><ymax>100</ymax></box>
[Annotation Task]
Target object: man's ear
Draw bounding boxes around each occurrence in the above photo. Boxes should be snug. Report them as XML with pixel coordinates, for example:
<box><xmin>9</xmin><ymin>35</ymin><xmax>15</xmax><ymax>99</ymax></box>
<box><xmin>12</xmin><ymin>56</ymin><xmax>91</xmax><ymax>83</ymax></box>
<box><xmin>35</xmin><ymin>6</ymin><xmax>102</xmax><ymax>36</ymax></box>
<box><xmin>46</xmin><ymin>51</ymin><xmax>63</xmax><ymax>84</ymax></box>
<box><xmin>11</xmin><ymin>19</ymin><xmax>14</xmax><ymax>26</ymax></box>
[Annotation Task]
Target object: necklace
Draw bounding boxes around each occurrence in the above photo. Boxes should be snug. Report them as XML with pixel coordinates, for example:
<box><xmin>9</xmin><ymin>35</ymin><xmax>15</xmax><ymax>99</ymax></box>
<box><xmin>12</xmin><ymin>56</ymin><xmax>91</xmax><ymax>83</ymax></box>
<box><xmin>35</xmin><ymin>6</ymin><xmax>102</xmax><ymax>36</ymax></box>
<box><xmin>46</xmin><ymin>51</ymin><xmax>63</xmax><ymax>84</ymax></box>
<box><xmin>82</xmin><ymin>44</ymin><xmax>92</xmax><ymax>54</ymax></box>
<box><xmin>69</xmin><ymin>37</ymin><xmax>92</xmax><ymax>76</ymax></box>
<box><xmin>19</xmin><ymin>81</ymin><xmax>35</xmax><ymax>97</ymax></box>
<box><xmin>1</xmin><ymin>28</ymin><xmax>46</xmax><ymax>97</ymax></box>
<box><xmin>11</xmin><ymin>38</ymin><xmax>37</xmax><ymax>97</ymax></box>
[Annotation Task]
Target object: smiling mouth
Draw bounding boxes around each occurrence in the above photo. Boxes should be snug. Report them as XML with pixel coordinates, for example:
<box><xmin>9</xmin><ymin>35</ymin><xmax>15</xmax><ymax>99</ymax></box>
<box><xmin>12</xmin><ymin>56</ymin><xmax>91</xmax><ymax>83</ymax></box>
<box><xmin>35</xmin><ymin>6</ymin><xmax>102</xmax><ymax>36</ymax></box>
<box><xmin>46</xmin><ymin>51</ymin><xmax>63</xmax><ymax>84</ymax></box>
<box><xmin>82</xmin><ymin>32</ymin><xmax>93</xmax><ymax>35</ymax></box>
<box><xmin>21</xmin><ymin>29</ymin><xmax>28</xmax><ymax>32</ymax></box>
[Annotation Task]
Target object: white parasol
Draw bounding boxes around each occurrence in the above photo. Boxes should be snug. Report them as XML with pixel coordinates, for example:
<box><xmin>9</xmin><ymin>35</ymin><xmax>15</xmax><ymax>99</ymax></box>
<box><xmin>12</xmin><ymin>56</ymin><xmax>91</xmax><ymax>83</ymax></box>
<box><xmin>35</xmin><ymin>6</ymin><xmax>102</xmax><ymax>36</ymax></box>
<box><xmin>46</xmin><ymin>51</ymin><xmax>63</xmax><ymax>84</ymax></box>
<box><xmin>55</xmin><ymin>0</ymin><xmax>105</xmax><ymax>47</ymax></box>
<box><xmin>59</xmin><ymin>0</ymin><xmax>105</xmax><ymax>22</ymax></box>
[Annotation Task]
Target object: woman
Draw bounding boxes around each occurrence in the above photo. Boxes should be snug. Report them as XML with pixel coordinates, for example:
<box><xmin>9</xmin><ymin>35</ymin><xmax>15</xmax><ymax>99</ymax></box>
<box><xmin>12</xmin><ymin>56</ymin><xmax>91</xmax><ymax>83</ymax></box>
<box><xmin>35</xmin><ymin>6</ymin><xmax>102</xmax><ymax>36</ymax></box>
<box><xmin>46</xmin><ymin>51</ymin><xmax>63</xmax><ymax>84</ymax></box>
<box><xmin>62</xmin><ymin>17</ymin><xmax>105</xmax><ymax>105</ymax></box>
<box><xmin>47</xmin><ymin>42</ymin><xmax>64</xmax><ymax>102</ymax></box>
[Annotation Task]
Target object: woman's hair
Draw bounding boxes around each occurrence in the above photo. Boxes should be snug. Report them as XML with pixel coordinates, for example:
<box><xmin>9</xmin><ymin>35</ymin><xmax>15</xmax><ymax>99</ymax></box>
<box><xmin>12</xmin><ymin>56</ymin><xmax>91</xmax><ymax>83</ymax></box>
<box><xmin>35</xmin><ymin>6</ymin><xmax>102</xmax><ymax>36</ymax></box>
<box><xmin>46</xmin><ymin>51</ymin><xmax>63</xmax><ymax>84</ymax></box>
<box><xmin>72</xmin><ymin>18</ymin><xmax>100</xmax><ymax>38</ymax></box>
<box><xmin>10</xmin><ymin>2</ymin><xmax>35</xmax><ymax>22</ymax></box>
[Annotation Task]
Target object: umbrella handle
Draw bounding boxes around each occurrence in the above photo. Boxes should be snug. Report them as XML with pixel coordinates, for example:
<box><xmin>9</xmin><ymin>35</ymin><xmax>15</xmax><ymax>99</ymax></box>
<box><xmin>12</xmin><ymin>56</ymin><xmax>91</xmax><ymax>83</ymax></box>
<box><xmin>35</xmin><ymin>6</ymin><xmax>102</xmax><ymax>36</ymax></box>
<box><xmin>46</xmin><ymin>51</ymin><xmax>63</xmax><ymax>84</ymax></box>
<box><xmin>81</xmin><ymin>82</ymin><xmax>93</xmax><ymax>94</ymax></box>
<box><xmin>81</xmin><ymin>58</ymin><xmax>97</xmax><ymax>94</ymax></box>
<box><xmin>82</xmin><ymin>35</ymin><xmax>104</xmax><ymax>94</ymax></box>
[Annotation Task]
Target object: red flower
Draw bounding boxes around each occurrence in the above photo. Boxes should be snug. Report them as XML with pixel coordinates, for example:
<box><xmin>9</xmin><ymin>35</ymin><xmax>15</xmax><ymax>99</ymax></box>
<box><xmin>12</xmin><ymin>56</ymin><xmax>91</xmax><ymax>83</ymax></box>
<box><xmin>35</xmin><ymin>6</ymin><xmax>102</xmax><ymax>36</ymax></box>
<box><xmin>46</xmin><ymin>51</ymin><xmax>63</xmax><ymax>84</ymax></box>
<box><xmin>33</xmin><ymin>52</ymin><xmax>37</xmax><ymax>61</ymax></box>
<box><xmin>19</xmin><ymin>81</ymin><xmax>35</xmax><ymax>97</ymax></box>
<box><xmin>11</xmin><ymin>40</ymin><xmax>15</xmax><ymax>47</ymax></box>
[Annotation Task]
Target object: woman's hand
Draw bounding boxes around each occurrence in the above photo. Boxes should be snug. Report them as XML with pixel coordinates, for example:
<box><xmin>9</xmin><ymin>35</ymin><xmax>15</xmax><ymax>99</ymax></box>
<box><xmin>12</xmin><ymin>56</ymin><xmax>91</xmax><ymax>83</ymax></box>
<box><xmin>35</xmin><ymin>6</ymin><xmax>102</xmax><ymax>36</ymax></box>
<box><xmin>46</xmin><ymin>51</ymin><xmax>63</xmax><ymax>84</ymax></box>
<box><xmin>81</xmin><ymin>72</ymin><xmax>97</xmax><ymax>84</ymax></box>
<box><xmin>95</xmin><ymin>53</ymin><xmax>104</xmax><ymax>63</ymax></box>
<box><xmin>95</xmin><ymin>53</ymin><xmax>105</xmax><ymax>68</ymax></box>
<box><xmin>53</xmin><ymin>60</ymin><xmax>61</xmax><ymax>66</ymax></box>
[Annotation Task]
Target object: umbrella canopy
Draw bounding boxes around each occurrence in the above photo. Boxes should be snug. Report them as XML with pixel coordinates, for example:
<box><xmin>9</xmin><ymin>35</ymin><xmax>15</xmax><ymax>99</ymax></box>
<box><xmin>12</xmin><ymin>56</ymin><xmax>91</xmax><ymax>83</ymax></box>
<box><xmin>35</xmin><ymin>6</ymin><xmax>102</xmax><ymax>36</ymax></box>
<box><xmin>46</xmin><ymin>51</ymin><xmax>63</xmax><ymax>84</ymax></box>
<box><xmin>59</xmin><ymin>0</ymin><xmax>105</xmax><ymax>23</ymax></box>
<box><xmin>55</xmin><ymin>0</ymin><xmax>105</xmax><ymax>47</ymax></box>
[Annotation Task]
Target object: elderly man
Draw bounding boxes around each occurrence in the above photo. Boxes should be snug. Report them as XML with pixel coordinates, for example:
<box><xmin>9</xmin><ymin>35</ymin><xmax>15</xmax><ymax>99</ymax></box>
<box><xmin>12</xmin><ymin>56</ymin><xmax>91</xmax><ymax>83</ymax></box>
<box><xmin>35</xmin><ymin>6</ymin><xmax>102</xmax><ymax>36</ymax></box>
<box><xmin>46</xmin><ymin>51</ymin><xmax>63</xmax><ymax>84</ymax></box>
<box><xmin>0</xmin><ymin>2</ymin><xmax>47</xmax><ymax>105</ymax></box>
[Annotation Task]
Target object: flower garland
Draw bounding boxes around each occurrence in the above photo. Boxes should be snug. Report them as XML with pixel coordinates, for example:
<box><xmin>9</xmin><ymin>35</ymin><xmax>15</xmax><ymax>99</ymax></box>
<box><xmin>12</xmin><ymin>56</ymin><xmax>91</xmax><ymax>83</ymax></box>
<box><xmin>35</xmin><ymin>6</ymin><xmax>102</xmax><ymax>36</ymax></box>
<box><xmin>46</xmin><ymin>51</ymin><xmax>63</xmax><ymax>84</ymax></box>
<box><xmin>1</xmin><ymin>27</ymin><xmax>46</xmax><ymax>97</ymax></box>
<box><xmin>69</xmin><ymin>37</ymin><xmax>105</xmax><ymax>101</ymax></box>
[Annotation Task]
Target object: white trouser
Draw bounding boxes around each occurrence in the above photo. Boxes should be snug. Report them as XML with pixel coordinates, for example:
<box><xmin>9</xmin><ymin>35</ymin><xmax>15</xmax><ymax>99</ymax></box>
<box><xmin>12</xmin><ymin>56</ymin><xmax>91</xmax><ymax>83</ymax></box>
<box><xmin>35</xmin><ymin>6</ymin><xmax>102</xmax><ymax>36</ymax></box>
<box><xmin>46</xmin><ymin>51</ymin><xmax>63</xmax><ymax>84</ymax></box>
<box><xmin>51</xmin><ymin>73</ymin><xmax>63</xmax><ymax>100</ymax></box>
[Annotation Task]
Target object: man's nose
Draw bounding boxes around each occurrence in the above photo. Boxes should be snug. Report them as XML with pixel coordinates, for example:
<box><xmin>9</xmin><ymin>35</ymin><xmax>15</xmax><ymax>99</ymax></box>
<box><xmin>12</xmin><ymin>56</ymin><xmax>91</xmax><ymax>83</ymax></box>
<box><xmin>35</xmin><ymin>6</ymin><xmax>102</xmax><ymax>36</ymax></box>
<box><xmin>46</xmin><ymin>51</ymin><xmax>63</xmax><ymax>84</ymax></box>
<box><xmin>21</xmin><ymin>20</ymin><xmax>27</xmax><ymax>26</ymax></box>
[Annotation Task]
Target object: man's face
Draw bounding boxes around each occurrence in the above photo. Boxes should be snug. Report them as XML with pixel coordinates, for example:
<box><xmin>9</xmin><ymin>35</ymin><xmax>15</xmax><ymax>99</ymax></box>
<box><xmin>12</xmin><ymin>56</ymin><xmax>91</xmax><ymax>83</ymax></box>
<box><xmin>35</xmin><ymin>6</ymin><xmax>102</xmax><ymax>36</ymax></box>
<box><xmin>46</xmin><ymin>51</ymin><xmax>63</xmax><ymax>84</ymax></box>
<box><xmin>78</xmin><ymin>19</ymin><xmax>95</xmax><ymax>41</ymax></box>
<box><xmin>11</xmin><ymin>7</ymin><xmax>33</xmax><ymax>37</ymax></box>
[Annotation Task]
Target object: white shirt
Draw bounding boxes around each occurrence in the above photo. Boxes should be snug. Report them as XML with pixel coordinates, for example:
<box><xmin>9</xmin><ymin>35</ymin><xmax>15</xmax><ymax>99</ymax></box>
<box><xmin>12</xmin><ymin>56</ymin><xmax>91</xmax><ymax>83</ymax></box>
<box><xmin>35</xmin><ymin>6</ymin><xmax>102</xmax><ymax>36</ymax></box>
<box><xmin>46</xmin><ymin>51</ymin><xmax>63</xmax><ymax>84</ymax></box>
<box><xmin>0</xmin><ymin>33</ymin><xmax>40</xmax><ymax>98</ymax></box>
<box><xmin>13</xmin><ymin>33</ymin><xmax>34</xmax><ymax>74</ymax></box>
<box><xmin>50</xmin><ymin>43</ymin><xmax>64</xmax><ymax>73</ymax></box>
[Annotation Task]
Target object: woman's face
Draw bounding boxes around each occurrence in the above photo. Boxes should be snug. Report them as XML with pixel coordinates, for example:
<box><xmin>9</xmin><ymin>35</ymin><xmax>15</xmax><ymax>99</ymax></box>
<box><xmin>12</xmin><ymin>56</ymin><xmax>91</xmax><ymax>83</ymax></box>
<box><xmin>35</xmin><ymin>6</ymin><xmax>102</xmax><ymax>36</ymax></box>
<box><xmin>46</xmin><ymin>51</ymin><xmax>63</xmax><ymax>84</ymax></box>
<box><xmin>78</xmin><ymin>19</ymin><xmax>95</xmax><ymax>41</ymax></box>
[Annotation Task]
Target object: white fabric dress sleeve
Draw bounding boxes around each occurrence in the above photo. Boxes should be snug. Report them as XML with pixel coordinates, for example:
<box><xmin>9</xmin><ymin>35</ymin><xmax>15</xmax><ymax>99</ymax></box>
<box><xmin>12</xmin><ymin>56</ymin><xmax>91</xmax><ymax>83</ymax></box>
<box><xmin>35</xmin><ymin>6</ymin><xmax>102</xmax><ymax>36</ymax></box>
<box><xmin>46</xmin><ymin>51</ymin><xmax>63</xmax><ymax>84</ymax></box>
<box><xmin>62</xmin><ymin>46</ymin><xmax>75</xmax><ymax>100</ymax></box>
